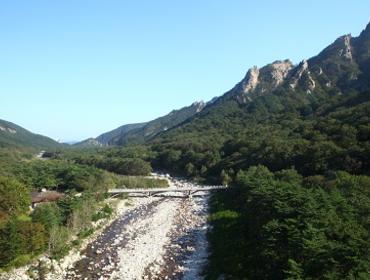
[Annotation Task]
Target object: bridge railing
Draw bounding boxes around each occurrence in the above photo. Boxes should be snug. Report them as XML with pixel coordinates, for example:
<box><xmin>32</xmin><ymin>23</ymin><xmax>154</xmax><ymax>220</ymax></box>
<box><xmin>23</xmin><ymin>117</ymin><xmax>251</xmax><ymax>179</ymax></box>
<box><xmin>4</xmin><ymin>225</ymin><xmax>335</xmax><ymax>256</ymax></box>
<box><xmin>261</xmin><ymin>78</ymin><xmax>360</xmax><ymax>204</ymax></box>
<box><xmin>107</xmin><ymin>185</ymin><xmax>228</xmax><ymax>194</ymax></box>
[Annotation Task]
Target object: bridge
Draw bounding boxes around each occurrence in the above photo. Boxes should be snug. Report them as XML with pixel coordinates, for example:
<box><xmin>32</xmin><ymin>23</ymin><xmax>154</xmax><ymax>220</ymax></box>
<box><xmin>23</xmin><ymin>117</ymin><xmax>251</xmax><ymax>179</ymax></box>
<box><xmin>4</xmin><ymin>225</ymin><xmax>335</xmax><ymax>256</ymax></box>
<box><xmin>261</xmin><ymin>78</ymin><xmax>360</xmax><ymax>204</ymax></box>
<box><xmin>108</xmin><ymin>185</ymin><xmax>228</xmax><ymax>197</ymax></box>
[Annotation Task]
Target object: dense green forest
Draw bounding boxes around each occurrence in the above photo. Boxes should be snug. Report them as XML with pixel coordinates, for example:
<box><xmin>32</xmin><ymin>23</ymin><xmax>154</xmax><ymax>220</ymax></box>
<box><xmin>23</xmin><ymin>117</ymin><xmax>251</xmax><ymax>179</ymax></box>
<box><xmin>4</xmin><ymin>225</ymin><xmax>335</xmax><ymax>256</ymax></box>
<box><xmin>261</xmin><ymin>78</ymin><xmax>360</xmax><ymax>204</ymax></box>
<box><xmin>150</xmin><ymin>92</ymin><xmax>370</xmax><ymax>179</ymax></box>
<box><xmin>146</xmin><ymin>90</ymin><xmax>370</xmax><ymax>279</ymax></box>
<box><xmin>206</xmin><ymin>167</ymin><xmax>369</xmax><ymax>279</ymax></box>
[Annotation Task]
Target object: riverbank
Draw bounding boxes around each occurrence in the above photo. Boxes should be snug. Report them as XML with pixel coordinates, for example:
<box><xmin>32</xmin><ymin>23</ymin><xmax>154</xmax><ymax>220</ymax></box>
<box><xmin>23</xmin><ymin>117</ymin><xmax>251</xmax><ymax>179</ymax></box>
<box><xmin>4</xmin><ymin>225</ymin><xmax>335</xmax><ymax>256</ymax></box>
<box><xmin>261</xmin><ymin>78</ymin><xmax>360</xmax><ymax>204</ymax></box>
<box><xmin>1</xmin><ymin>177</ymin><xmax>211</xmax><ymax>280</ymax></box>
<box><xmin>0</xmin><ymin>197</ymin><xmax>136</xmax><ymax>280</ymax></box>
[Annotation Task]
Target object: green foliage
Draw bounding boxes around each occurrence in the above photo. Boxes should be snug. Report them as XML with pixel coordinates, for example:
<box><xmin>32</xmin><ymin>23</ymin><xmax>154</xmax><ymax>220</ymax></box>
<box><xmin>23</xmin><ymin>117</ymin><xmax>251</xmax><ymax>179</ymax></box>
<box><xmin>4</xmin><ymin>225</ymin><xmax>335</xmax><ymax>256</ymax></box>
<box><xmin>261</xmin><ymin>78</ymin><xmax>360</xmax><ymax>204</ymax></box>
<box><xmin>219</xmin><ymin>169</ymin><xmax>231</xmax><ymax>186</ymax></box>
<box><xmin>67</xmin><ymin>196</ymin><xmax>97</xmax><ymax>233</ymax></box>
<box><xmin>61</xmin><ymin>146</ymin><xmax>154</xmax><ymax>176</ymax></box>
<box><xmin>116</xmin><ymin>176</ymin><xmax>168</xmax><ymax>189</ymax></box>
<box><xmin>116</xmin><ymin>158</ymin><xmax>152</xmax><ymax>175</ymax></box>
<box><xmin>150</xmin><ymin>91</ymin><xmax>370</xmax><ymax>180</ymax></box>
<box><xmin>110</xmin><ymin>102</ymin><xmax>204</xmax><ymax>145</ymax></box>
<box><xmin>0</xmin><ymin>151</ymin><xmax>125</xmax><ymax>268</ymax></box>
<box><xmin>0</xmin><ymin>119</ymin><xmax>61</xmax><ymax>149</ymax></box>
<box><xmin>0</xmin><ymin>177</ymin><xmax>30</xmax><ymax>216</ymax></box>
<box><xmin>77</xmin><ymin>228</ymin><xmax>94</xmax><ymax>239</ymax></box>
<box><xmin>47</xmin><ymin>226</ymin><xmax>70</xmax><ymax>259</ymax></box>
<box><xmin>206</xmin><ymin>166</ymin><xmax>370</xmax><ymax>279</ymax></box>
<box><xmin>31</xmin><ymin>203</ymin><xmax>61</xmax><ymax>233</ymax></box>
<box><xmin>6</xmin><ymin>254</ymin><xmax>32</xmax><ymax>269</ymax></box>
<box><xmin>92</xmin><ymin>204</ymin><xmax>113</xmax><ymax>222</ymax></box>
<box><xmin>0</xmin><ymin>218</ymin><xmax>47</xmax><ymax>267</ymax></box>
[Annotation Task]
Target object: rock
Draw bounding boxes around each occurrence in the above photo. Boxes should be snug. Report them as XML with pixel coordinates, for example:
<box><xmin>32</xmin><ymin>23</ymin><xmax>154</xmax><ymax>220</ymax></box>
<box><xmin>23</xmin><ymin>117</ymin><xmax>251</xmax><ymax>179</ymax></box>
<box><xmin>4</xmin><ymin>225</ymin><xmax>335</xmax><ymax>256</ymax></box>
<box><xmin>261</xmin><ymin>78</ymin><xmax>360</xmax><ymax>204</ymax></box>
<box><xmin>239</xmin><ymin>66</ymin><xmax>260</xmax><ymax>94</ymax></box>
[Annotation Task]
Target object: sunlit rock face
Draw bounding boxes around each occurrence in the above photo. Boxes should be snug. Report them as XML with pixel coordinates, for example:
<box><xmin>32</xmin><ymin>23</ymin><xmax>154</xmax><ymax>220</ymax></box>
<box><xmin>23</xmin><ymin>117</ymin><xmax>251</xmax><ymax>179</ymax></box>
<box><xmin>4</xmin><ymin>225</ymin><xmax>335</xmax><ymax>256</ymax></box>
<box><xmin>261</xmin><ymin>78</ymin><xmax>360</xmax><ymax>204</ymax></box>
<box><xmin>230</xmin><ymin>59</ymin><xmax>294</xmax><ymax>103</ymax></box>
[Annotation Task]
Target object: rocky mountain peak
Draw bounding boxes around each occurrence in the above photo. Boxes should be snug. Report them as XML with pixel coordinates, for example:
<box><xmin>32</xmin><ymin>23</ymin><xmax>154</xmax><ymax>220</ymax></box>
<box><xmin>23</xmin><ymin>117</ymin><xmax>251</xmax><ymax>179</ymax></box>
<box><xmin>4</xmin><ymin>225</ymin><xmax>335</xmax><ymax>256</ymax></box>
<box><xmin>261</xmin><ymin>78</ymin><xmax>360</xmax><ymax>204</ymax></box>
<box><xmin>239</xmin><ymin>66</ymin><xmax>260</xmax><ymax>94</ymax></box>
<box><xmin>192</xmin><ymin>100</ymin><xmax>206</xmax><ymax>112</ymax></box>
<box><xmin>229</xmin><ymin>59</ymin><xmax>294</xmax><ymax>104</ymax></box>
<box><xmin>335</xmin><ymin>34</ymin><xmax>353</xmax><ymax>60</ymax></box>
<box><xmin>263</xmin><ymin>59</ymin><xmax>293</xmax><ymax>87</ymax></box>
<box><xmin>289</xmin><ymin>60</ymin><xmax>315</xmax><ymax>91</ymax></box>
<box><xmin>192</xmin><ymin>100</ymin><xmax>205</xmax><ymax>107</ymax></box>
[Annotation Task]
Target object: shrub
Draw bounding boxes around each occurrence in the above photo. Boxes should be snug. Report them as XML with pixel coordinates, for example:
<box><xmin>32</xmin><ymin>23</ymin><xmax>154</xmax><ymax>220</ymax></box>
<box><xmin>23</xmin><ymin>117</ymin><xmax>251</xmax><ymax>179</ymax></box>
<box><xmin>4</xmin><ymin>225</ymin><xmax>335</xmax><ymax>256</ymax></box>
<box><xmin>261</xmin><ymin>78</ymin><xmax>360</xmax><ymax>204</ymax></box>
<box><xmin>31</xmin><ymin>203</ymin><xmax>61</xmax><ymax>233</ymax></box>
<box><xmin>0</xmin><ymin>177</ymin><xmax>30</xmax><ymax>216</ymax></box>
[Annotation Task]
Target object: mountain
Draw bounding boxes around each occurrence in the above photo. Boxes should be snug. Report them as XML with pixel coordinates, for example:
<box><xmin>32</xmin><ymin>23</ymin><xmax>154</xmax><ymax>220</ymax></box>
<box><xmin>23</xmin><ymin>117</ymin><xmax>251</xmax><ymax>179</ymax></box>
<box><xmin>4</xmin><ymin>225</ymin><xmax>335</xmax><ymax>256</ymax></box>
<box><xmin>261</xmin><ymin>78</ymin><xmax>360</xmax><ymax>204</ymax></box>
<box><xmin>111</xmin><ymin>101</ymin><xmax>206</xmax><ymax>145</ymax></box>
<box><xmin>96</xmin><ymin>123</ymin><xmax>147</xmax><ymax>145</ymax></box>
<box><xmin>219</xmin><ymin>22</ymin><xmax>370</xmax><ymax>105</ymax></box>
<box><xmin>79</xmin><ymin>101</ymin><xmax>207</xmax><ymax>147</ymax></box>
<box><xmin>73</xmin><ymin>123</ymin><xmax>147</xmax><ymax>148</ymax></box>
<box><xmin>0</xmin><ymin>119</ymin><xmax>61</xmax><ymax>149</ymax></box>
<box><xmin>72</xmin><ymin>138</ymin><xmax>105</xmax><ymax>148</ymax></box>
<box><xmin>149</xmin><ymin>22</ymin><xmax>370</xmax><ymax>177</ymax></box>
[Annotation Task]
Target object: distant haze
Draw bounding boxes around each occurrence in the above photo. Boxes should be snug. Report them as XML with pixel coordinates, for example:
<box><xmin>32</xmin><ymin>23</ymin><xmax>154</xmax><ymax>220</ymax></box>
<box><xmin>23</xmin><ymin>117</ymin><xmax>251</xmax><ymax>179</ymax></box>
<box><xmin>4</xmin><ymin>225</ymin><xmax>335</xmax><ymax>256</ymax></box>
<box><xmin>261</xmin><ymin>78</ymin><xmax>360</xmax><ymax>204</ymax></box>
<box><xmin>1</xmin><ymin>1</ymin><xmax>369</xmax><ymax>141</ymax></box>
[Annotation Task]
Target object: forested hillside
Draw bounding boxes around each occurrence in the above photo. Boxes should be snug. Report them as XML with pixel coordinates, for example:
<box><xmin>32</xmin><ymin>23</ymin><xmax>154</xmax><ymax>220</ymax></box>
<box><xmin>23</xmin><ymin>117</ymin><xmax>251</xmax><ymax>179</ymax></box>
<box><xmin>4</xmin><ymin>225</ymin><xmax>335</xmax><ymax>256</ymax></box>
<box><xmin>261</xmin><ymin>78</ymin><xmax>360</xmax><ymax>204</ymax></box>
<box><xmin>0</xmin><ymin>119</ymin><xmax>61</xmax><ymax>149</ymax></box>
<box><xmin>145</xmin><ymin>23</ymin><xmax>370</xmax><ymax>279</ymax></box>
<box><xmin>149</xmin><ymin>23</ymin><xmax>370</xmax><ymax>180</ymax></box>
<box><xmin>79</xmin><ymin>100</ymin><xmax>207</xmax><ymax>147</ymax></box>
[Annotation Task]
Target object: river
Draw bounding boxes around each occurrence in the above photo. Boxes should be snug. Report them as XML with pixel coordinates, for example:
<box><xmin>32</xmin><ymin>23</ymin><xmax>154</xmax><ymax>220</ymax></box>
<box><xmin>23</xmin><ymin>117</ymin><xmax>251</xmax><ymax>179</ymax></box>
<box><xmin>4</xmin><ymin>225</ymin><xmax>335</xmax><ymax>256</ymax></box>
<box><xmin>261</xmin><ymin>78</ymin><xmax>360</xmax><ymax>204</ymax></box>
<box><xmin>58</xmin><ymin>177</ymin><xmax>209</xmax><ymax>280</ymax></box>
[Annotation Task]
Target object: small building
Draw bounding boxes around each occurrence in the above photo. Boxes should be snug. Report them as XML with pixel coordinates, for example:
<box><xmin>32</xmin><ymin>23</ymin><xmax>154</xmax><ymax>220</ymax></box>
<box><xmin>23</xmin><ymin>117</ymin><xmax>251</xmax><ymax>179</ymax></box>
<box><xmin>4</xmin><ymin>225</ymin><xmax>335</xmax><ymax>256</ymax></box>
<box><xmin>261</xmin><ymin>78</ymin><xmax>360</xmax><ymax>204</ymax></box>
<box><xmin>30</xmin><ymin>190</ymin><xmax>64</xmax><ymax>208</ymax></box>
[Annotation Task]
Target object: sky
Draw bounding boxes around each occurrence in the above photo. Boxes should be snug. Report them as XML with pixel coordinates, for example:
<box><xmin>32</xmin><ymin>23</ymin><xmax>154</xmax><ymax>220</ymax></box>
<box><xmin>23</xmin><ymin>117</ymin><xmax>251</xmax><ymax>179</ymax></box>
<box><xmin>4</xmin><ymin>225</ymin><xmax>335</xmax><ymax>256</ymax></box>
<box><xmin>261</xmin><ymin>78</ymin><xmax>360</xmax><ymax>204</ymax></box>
<box><xmin>1</xmin><ymin>1</ymin><xmax>370</xmax><ymax>142</ymax></box>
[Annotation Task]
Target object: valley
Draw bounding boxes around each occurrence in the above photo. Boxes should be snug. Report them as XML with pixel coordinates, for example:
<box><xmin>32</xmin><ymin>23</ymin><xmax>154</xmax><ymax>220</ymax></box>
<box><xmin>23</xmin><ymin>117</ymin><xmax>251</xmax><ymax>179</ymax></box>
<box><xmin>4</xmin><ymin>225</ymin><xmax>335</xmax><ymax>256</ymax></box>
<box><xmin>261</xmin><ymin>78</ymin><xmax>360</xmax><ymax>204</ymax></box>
<box><xmin>0</xmin><ymin>19</ymin><xmax>369</xmax><ymax>280</ymax></box>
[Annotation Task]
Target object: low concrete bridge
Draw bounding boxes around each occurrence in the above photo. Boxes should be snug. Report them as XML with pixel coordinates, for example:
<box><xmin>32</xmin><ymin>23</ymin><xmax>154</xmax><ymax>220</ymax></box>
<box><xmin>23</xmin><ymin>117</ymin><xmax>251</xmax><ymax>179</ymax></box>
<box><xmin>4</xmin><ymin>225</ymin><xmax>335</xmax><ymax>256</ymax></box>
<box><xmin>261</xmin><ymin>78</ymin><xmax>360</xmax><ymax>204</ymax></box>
<box><xmin>108</xmin><ymin>185</ymin><xmax>228</xmax><ymax>197</ymax></box>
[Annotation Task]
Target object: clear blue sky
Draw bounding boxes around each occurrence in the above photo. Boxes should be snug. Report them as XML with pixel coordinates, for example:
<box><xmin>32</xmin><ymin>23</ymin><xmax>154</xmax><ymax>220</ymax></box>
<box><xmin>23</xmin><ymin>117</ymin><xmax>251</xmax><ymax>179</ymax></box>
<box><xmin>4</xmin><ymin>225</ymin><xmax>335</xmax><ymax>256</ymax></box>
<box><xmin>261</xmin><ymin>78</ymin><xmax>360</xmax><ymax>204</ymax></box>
<box><xmin>1</xmin><ymin>1</ymin><xmax>369</xmax><ymax>142</ymax></box>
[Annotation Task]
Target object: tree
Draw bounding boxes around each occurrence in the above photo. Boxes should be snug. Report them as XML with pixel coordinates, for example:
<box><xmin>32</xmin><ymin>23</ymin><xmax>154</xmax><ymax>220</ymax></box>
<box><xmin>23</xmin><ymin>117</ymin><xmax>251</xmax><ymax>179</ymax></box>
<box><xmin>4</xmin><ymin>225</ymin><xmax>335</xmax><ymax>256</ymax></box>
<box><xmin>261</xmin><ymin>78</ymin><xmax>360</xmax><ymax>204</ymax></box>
<box><xmin>31</xmin><ymin>203</ymin><xmax>61</xmax><ymax>233</ymax></box>
<box><xmin>200</xmin><ymin>165</ymin><xmax>208</xmax><ymax>176</ymax></box>
<box><xmin>113</xmin><ymin>158</ymin><xmax>152</xmax><ymax>175</ymax></box>
<box><xmin>48</xmin><ymin>226</ymin><xmax>70</xmax><ymax>259</ymax></box>
<box><xmin>220</xmin><ymin>169</ymin><xmax>231</xmax><ymax>186</ymax></box>
<box><xmin>185</xmin><ymin>162</ymin><xmax>195</xmax><ymax>177</ymax></box>
<box><xmin>0</xmin><ymin>177</ymin><xmax>30</xmax><ymax>216</ymax></box>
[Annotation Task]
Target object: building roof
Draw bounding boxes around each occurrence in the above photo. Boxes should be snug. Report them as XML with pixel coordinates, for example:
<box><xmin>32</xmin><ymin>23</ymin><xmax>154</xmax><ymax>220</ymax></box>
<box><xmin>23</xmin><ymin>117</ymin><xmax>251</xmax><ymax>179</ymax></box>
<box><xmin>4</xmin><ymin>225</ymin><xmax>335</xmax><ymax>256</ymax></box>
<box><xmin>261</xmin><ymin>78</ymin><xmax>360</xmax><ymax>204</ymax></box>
<box><xmin>30</xmin><ymin>191</ymin><xmax>64</xmax><ymax>204</ymax></box>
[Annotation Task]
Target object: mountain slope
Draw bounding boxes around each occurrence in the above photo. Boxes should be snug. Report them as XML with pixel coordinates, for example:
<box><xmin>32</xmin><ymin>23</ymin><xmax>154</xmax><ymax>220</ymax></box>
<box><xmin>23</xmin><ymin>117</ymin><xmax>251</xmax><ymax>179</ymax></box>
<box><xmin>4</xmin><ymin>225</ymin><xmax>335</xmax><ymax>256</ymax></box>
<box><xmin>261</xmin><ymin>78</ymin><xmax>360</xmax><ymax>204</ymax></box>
<box><xmin>111</xmin><ymin>101</ymin><xmax>206</xmax><ymax>145</ymax></box>
<box><xmin>0</xmin><ymin>119</ymin><xmax>61</xmax><ymax>149</ymax></box>
<box><xmin>96</xmin><ymin>123</ymin><xmax>147</xmax><ymax>145</ymax></box>
<box><xmin>149</xmin><ymin>22</ymin><xmax>370</xmax><ymax>178</ymax></box>
<box><xmin>77</xmin><ymin>101</ymin><xmax>206</xmax><ymax>147</ymax></box>
<box><xmin>74</xmin><ymin>123</ymin><xmax>147</xmax><ymax>148</ymax></box>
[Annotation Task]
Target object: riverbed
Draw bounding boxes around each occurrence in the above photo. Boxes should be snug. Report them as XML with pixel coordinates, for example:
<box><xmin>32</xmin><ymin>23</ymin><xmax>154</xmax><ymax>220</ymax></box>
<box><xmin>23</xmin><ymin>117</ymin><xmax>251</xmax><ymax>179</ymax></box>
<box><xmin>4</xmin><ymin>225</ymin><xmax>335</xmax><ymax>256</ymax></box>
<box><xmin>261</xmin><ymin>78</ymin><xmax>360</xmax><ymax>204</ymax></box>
<box><xmin>65</xmin><ymin>194</ymin><xmax>209</xmax><ymax>280</ymax></box>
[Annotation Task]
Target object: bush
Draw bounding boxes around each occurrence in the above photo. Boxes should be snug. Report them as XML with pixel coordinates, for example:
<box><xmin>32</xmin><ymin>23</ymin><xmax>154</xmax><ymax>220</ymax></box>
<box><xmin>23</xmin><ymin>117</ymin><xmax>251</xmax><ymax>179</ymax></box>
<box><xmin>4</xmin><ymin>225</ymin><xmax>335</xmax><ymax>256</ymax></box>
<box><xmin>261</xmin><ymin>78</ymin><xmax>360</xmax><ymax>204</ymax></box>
<box><xmin>0</xmin><ymin>177</ymin><xmax>30</xmax><ymax>216</ymax></box>
<box><xmin>92</xmin><ymin>204</ymin><xmax>113</xmax><ymax>222</ymax></box>
<box><xmin>77</xmin><ymin>228</ymin><xmax>94</xmax><ymax>239</ymax></box>
<box><xmin>31</xmin><ymin>203</ymin><xmax>61</xmax><ymax>233</ymax></box>
<box><xmin>48</xmin><ymin>226</ymin><xmax>70</xmax><ymax>259</ymax></box>
<box><xmin>117</xmin><ymin>176</ymin><xmax>168</xmax><ymax>189</ymax></box>
<box><xmin>0</xmin><ymin>218</ymin><xmax>47</xmax><ymax>267</ymax></box>
<box><xmin>6</xmin><ymin>254</ymin><xmax>32</xmax><ymax>269</ymax></box>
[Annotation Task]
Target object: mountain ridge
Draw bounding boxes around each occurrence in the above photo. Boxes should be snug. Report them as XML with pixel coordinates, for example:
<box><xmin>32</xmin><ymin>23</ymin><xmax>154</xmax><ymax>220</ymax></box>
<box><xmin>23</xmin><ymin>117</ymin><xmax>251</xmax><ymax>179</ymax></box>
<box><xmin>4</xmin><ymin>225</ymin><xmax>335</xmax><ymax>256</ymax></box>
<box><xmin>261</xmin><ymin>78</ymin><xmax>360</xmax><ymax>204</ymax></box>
<box><xmin>77</xmin><ymin>101</ymin><xmax>207</xmax><ymax>147</ymax></box>
<box><xmin>0</xmin><ymin>119</ymin><xmax>61</xmax><ymax>149</ymax></box>
<box><xmin>144</xmin><ymin>21</ymin><xmax>370</xmax><ymax>178</ymax></box>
